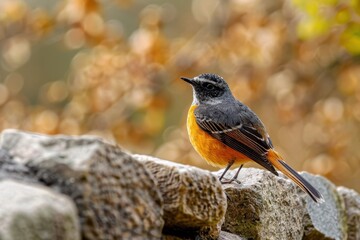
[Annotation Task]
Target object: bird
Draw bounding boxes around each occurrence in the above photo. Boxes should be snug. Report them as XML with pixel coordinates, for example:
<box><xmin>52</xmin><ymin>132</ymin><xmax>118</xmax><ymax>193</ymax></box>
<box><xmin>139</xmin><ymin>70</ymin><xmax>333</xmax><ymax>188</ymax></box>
<box><xmin>181</xmin><ymin>73</ymin><xmax>324</xmax><ymax>203</ymax></box>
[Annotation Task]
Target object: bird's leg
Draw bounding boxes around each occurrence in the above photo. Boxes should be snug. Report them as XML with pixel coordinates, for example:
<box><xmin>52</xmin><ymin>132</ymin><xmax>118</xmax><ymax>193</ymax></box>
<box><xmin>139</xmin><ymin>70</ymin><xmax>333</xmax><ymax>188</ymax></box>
<box><xmin>220</xmin><ymin>163</ymin><xmax>243</xmax><ymax>184</ymax></box>
<box><xmin>219</xmin><ymin>160</ymin><xmax>234</xmax><ymax>184</ymax></box>
<box><xmin>230</xmin><ymin>164</ymin><xmax>243</xmax><ymax>184</ymax></box>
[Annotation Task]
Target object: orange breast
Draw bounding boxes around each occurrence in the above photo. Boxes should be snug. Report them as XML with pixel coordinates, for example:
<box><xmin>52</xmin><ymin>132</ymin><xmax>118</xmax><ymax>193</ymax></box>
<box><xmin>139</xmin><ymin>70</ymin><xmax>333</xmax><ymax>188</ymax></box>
<box><xmin>187</xmin><ymin>105</ymin><xmax>251</xmax><ymax>168</ymax></box>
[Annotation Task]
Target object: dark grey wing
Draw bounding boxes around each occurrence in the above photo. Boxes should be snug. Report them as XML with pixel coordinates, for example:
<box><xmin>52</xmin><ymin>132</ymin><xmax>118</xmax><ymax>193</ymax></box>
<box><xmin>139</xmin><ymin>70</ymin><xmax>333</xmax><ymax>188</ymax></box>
<box><xmin>195</xmin><ymin>104</ymin><xmax>278</xmax><ymax>175</ymax></box>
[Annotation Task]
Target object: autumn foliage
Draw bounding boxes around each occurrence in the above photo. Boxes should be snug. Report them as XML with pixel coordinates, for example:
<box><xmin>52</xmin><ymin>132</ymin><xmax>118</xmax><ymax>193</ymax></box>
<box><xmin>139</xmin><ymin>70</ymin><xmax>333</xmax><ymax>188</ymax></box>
<box><xmin>0</xmin><ymin>0</ymin><xmax>359</xmax><ymax>192</ymax></box>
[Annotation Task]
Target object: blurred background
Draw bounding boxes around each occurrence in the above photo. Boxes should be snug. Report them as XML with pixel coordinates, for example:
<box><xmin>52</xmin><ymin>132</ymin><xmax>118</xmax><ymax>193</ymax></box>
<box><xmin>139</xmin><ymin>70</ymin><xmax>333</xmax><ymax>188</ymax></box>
<box><xmin>0</xmin><ymin>0</ymin><xmax>359</xmax><ymax>192</ymax></box>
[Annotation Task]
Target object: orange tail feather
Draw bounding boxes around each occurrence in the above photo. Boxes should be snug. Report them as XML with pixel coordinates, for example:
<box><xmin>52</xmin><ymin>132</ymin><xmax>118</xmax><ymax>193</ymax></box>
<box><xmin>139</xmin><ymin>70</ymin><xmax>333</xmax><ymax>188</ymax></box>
<box><xmin>267</xmin><ymin>149</ymin><xmax>324</xmax><ymax>203</ymax></box>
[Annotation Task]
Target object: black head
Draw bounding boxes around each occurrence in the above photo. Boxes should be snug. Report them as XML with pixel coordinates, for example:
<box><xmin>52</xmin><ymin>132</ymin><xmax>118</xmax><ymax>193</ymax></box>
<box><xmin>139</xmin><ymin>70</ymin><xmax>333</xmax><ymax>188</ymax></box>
<box><xmin>181</xmin><ymin>73</ymin><xmax>233</xmax><ymax>104</ymax></box>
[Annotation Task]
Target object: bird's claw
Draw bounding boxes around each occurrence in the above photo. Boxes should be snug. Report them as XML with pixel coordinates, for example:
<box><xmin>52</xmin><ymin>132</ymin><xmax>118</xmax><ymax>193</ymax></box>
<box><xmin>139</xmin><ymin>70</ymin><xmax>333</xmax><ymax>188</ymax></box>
<box><xmin>220</xmin><ymin>176</ymin><xmax>241</xmax><ymax>184</ymax></box>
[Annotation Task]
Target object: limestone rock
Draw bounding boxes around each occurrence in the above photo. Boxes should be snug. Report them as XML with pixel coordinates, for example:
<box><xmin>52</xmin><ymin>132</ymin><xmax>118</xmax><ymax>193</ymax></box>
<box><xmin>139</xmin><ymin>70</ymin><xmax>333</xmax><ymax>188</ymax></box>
<box><xmin>1</xmin><ymin>129</ymin><xmax>356</xmax><ymax>240</ymax></box>
<box><xmin>300</xmin><ymin>173</ymin><xmax>347</xmax><ymax>240</ymax></box>
<box><xmin>0</xmin><ymin>129</ymin><xmax>164</xmax><ymax>240</ymax></box>
<box><xmin>219</xmin><ymin>168</ymin><xmax>305</xmax><ymax>240</ymax></box>
<box><xmin>134</xmin><ymin>154</ymin><xmax>227</xmax><ymax>239</ymax></box>
<box><xmin>337</xmin><ymin>186</ymin><xmax>360</xmax><ymax>240</ymax></box>
<box><xmin>162</xmin><ymin>231</ymin><xmax>246</xmax><ymax>240</ymax></box>
<box><xmin>219</xmin><ymin>167</ymin><xmax>348</xmax><ymax>240</ymax></box>
<box><xmin>0</xmin><ymin>179</ymin><xmax>80</xmax><ymax>240</ymax></box>
<box><xmin>218</xmin><ymin>231</ymin><xmax>247</xmax><ymax>240</ymax></box>
<box><xmin>0</xmin><ymin>148</ymin><xmax>38</xmax><ymax>184</ymax></box>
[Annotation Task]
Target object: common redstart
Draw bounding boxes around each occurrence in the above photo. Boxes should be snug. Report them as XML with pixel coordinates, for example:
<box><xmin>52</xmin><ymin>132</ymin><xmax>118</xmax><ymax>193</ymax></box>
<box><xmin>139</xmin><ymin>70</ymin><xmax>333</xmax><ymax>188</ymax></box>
<box><xmin>181</xmin><ymin>73</ymin><xmax>324</xmax><ymax>203</ymax></box>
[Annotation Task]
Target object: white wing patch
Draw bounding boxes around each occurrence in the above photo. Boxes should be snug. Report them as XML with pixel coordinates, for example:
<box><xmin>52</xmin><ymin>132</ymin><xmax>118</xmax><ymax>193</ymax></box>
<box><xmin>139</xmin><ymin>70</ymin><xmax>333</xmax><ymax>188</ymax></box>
<box><xmin>211</xmin><ymin>123</ymin><xmax>243</xmax><ymax>134</ymax></box>
<box><xmin>200</xmin><ymin>120</ymin><xmax>270</xmax><ymax>154</ymax></box>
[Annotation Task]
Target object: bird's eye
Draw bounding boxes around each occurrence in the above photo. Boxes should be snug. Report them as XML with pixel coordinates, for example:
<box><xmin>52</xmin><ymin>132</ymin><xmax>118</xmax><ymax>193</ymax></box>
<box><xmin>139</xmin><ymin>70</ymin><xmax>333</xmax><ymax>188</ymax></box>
<box><xmin>203</xmin><ymin>83</ymin><xmax>215</xmax><ymax>90</ymax></box>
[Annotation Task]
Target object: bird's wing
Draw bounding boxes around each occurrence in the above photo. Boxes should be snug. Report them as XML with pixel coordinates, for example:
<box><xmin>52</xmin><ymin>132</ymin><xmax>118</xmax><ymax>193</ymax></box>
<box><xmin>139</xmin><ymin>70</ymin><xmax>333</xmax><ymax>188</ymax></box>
<box><xmin>195</xmin><ymin>104</ymin><xmax>278</xmax><ymax>175</ymax></box>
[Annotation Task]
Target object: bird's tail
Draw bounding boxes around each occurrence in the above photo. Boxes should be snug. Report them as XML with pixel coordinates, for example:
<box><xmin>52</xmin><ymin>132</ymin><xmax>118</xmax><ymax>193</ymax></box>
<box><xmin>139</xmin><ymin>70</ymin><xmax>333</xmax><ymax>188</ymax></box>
<box><xmin>267</xmin><ymin>149</ymin><xmax>324</xmax><ymax>204</ymax></box>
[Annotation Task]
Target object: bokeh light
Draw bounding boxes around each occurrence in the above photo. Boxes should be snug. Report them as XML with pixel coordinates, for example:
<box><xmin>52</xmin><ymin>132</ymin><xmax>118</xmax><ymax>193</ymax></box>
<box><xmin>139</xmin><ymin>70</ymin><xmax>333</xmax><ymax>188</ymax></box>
<box><xmin>0</xmin><ymin>0</ymin><xmax>359</xmax><ymax>192</ymax></box>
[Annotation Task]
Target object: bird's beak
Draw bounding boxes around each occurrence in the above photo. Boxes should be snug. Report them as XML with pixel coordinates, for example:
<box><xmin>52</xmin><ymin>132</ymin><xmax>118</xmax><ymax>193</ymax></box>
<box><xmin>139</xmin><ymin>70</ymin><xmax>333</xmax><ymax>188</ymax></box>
<box><xmin>181</xmin><ymin>77</ymin><xmax>195</xmax><ymax>85</ymax></box>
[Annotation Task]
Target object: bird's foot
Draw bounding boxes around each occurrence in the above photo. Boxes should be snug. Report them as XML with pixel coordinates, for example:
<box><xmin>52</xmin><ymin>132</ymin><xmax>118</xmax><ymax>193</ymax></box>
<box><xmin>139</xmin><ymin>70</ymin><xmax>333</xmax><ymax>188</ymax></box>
<box><xmin>220</xmin><ymin>177</ymin><xmax>233</xmax><ymax>184</ymax></box>
<box><xmin>220</xmin><ymin>175</ymin><xmax>241</xmax><ymax>184</ymax></box>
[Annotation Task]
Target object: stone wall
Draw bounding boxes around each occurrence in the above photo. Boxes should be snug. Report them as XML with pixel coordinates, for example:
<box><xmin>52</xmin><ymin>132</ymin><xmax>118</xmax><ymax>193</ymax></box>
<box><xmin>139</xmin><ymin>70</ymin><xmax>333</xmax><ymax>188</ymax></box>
<box><xmin>0</xmin><ymin>129</ymin><xmax>358</xmax><ymax>240</ymax></box>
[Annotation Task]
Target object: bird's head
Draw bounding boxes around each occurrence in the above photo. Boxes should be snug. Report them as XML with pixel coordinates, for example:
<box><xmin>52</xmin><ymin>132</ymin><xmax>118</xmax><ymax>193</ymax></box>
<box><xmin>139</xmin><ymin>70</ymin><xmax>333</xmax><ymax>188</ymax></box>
<box><xmin>181</xmin><ymin>73</ymin><xmax>234</xmax><ymax>105</ymax></box>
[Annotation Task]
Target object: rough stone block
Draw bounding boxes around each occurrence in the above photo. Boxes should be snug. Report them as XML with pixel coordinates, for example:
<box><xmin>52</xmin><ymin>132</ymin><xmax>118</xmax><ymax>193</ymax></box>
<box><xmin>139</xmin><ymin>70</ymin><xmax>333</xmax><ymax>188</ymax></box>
<box><xmin>0</xmin><ymin>129</ymin><xmax>164</xmax><ymax>240</ymax></box>
<box><xmin>219</xmin><ymin>168</ymin><xmax>304</xmax><ymax>240</ymax></box>
<box><xmin>300</xmin><ymin>173</ymin><xmax>347</xmax><ymax>240</ymax></box>
<box><xmin>0</xmin><ymin>129</ymin><xmax>356</xmax><ymax>240</ymax></box>
<box><xmin>337</xmin><ymin>186</ymin><xmax>360</xmax><ymax>240</ymax></box>
<box><xmin>218</xmin><ymin>231</ymin><xmax>247</xmax><ymax>240</ymax></box>
<box><xmin>219</xmin><ymin>167</ymin><xmax>348</xmax><ymax>240</ymax></box>
<box><xmin>0</xmin><ymin>180</ymin><xmax>80</xmax><ymax>240</ymax></box>
<box><xmin>134</xmin><ymin>154</ymin><xmax>227</xmax><ymax>239</ymax></box>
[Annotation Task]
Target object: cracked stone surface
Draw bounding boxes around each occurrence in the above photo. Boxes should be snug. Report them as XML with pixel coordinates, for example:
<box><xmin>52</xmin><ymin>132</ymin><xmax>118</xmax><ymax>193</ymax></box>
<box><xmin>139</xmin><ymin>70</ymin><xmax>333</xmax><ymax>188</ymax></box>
<box><xmin>218</xmin><ymin>231</ymin><xmax>247</xmax><ymax>240</ymax></box>
<box><xmin>300</xmin><ymin>173</ymin><xmax>347</xmax><ymax>240</ymax></box>
<box><xmin>337</xmin><ymin>186</ymin><xmax>360</xmax><ymax>240</ymax></box>
<box><xmin>0</xmin><ymin>129</ymin><xmax>164</xmax><ymax>240</ymax></box>
<box><xmin>0</xmin><ymin>129</ymin><xmax>358</xmax><ymax>240</ymax></box>
<box><xmin>134</xmin><ymin>154</ymin><xmax>227</xmax><ymax>239</ymax></box>
<box><xmin>218</xmin><ymin>168</ymin><xmax>305</xmax><ymax>240</ymax></box>
<box><xmin>0</xmin><ymin>179</ymin><xmax>80</xmax><ymax>240</ymax></box>
<box><xmin>219</xmin><ymin>168</ymin><xmax>349</xmax><ymax>240</ymax></box>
